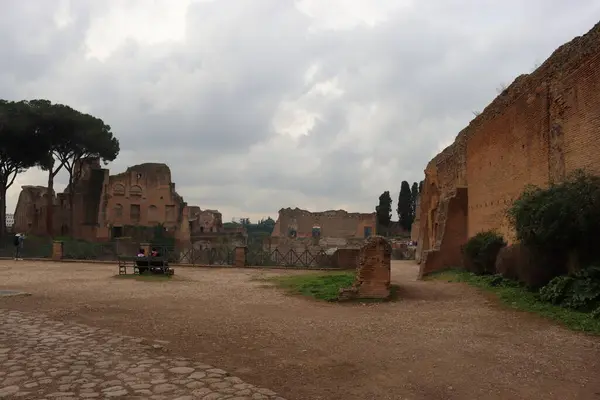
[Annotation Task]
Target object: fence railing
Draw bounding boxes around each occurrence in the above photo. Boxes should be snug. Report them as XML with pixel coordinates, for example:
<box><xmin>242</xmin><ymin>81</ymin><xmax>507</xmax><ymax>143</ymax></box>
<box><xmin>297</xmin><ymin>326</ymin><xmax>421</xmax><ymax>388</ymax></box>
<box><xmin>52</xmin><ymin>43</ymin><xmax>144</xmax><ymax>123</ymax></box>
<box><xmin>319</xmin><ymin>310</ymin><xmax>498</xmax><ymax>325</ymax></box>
<box><xmin>154</xmin><ymin>246</ymin><xmax>235</xmax><ymax>266</ymax></box>
<box><xmin>62</xmin><ymin>241</ymin><xmax>123</xmax><ymax>261</ymax></box>
<box><xmin>246</xmin><ymin>247</ymin><xmax>334</xmax><ymax>268</ymax></box>
<box><xmin>0</xmin><ymin>236</ymin><xmax>344</xmax><ymax>269</ymax></box>
<box><xmin>0</xmin><ymin>237</ymin><xmax>53</xmax><ymax>259</ymax></box>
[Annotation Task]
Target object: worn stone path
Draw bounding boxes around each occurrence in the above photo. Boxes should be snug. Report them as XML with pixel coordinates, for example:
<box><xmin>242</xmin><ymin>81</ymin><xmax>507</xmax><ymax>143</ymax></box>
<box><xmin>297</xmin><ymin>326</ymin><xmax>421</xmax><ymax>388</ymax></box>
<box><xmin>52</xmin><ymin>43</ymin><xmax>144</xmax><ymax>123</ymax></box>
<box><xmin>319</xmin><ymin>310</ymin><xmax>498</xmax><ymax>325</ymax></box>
<box><xmin>0</xmin><ymin>310</ymin><xmax>286</xmax><ymax>400</ymax></box>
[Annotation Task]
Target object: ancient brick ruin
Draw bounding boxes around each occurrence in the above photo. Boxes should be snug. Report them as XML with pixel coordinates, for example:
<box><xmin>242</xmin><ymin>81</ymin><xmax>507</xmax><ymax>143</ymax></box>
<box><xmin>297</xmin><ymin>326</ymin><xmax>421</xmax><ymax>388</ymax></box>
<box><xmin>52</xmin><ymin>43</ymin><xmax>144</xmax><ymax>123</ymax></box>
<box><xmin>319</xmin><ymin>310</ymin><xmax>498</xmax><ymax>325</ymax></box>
<box><xmin>417</xmin><ymin>21</ymin><xmax>600</xmax><ymax>277</ymax></box>
<box><xmin>272</xmin><ymin>207</ymin><xmax>376</xmax><ymax>242</ymax></box>
<box><xmin>338</xmin><ymin>236</ymin><xmax>391</xmax><ymax>300</ymax></box>
<box><xmin>12</xmin><ymin>159</ymin><xmax>223</xmax><ymax>245</ymax></box>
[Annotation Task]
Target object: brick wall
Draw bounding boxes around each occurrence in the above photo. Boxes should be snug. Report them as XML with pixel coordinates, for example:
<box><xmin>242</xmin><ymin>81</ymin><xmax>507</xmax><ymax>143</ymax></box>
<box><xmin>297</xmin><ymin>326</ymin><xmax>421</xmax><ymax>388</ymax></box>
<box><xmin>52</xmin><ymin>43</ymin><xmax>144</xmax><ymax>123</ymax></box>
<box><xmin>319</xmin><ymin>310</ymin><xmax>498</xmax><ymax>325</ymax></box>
<box><xmin>273</xmin><ymin>208</ymin><xmax>376</xmax><ymax>239</ymax></box>
<box><xmin>417</xmin><ymin>21</ymin><xmax>600</xmax><ymax>275</ymax></box>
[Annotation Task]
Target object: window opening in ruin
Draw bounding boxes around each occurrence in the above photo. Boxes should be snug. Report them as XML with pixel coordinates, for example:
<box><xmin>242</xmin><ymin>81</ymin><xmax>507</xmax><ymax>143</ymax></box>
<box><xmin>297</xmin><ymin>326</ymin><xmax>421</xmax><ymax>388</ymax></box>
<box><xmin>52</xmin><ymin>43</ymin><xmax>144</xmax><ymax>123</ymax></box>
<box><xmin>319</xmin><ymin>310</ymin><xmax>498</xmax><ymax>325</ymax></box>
<box><xmin>113</xmin><ymin>184</ymin><xmax>125</xmax><ymax>196</ymax></box>
<box><xmin>111</xmin><ymin>226</ymin><xmax>123</xmax><ymax>238</ymax></box>
<box><xmin>130</xmin><ymin>185</ymin><xmax>142</xmax><ymax>197</ymax></box>
<box><xmin>130</xmin><ymin>204</ymin><xmax>141</xmax><ymax>223</ymax></box>
<box><xmin>312</xmin><ymin>226</ymin><xmax>321</xmax><ymax>238</ymax></box>
<box><xmin>364</xmin><ymin>226</ymin><xmax>372</xmax><ymax>238</ymax></box>
<box><xmin>288</xmin><ymin>228</ymin><xmax>297</xmax><ymax>238</ymax></box>
<box><xmin>114</xmin><ymin>204</ymin><xmax>123</xmax><ymax>219</ymax></box>
<box><xmin>200</xmin><ymin>226</ymin><xmax>204</xmax><ymax>233</ymax></box>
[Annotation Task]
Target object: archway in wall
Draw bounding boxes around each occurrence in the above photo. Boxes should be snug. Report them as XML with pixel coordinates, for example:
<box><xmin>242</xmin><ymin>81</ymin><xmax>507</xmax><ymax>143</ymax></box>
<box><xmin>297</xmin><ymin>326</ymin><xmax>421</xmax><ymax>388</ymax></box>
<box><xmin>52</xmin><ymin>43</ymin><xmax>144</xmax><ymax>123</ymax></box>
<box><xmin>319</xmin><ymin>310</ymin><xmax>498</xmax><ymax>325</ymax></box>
<box><xmin>422</xmin><ymin>181</ymin><xmax>440</xmax><ymax>252</ymax></box>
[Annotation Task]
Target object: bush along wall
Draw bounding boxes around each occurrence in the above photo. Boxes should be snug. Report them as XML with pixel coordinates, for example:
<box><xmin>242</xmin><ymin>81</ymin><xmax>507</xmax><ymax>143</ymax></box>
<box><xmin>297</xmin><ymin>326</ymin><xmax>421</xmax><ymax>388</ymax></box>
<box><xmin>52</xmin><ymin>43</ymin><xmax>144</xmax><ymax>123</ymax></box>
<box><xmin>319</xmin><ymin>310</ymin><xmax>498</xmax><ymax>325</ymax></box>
<box><xmin>462</xmin><ymin>231</ymin><xmax>506</xmax><ymax>275</ymax></box>
<box><xmin>540</xmin><ymin>266</ymin><xmax>600</xmax><ymax>317</ymax></box>
<box><xmin>494</xmin><ymin>170</ymin><xmax>600</xmax><ymax>319</ymax></box>
<box><xmin>508</xmin><ymin>170</ymin><xmax>600</xmax><ymax>273</ymax></box>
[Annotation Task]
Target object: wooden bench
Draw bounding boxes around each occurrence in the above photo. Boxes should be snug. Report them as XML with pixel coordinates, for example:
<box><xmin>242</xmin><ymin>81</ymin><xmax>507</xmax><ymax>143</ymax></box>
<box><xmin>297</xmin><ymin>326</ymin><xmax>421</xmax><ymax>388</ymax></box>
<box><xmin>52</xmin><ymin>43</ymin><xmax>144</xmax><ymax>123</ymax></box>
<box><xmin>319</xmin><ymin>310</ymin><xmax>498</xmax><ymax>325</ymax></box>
<box><xmin>117</xmin><ymin>256</ymin><xmax>174</xmax><ymax>276</ymax></box>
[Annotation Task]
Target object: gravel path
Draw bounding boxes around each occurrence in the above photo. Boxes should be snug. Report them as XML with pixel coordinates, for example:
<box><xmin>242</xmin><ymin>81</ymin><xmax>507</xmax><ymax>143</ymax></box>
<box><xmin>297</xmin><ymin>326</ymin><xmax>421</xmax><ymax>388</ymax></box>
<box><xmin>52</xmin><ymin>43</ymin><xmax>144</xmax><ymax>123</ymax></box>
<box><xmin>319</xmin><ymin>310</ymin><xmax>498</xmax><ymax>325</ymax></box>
<box><xmin>1</xmin><ymin>260</ymin><xmax>599</xmax><ymax>400</ymax></box>
<box><xmin>0</xmin><ymin>309</ymin><xmax>285</xmax><ymax>399</ymax></box>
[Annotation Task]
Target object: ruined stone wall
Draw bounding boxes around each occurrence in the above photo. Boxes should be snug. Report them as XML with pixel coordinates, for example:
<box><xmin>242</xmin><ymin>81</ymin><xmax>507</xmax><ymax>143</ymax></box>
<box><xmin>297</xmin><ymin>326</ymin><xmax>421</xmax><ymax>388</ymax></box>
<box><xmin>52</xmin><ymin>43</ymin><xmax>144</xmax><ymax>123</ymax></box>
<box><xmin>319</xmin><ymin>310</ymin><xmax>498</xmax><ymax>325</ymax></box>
<box><xmin>272</xmin><ymin>207</ymin><xmax>376</xmax><ymax>239</ymax></box>
<box><xmin>13</xmin><ymin>186</ymin><xmax>54</xmax><ymax>235</ymax></box>
<box><xmin>194</xmin><ymin>210</ymin><xmax>223</xmax><ymax>234</ymax></box>
<box><xmin>410</xmin><ymin>195</ymin><xmax>421</xmax><ymax>242</ymax></box>
<box><xmin>417</xmin><ymin>131</ymin><xmax>467</xmax><ymax>259</ymax></box>
<box><xmin>13</xmin><ymin>161</ymin><xmax>194</xmax><ymax>242</ymax></box>
<box><xmin>106</xmin><ymin>163</ymin><xmax>185</xmax><ymax>232</ymax></box>
<box><xmin>338</xmin><ymin>236</ymin><xmax>391</xmax><ymax>300</ymax></box>
<box><xmin>417</xmin><ymin>21</ymin><xmax>600</xmax><ymax>275</ymax></box>
<box><xmin>467</xmin><ymin>86</ymin><xmax>549</xmax><ymax>241</ymax></box>
<box><xmin>69</xmin><ymin>158</ymin><xmax>109</xmax><ymax>241</ymax></box>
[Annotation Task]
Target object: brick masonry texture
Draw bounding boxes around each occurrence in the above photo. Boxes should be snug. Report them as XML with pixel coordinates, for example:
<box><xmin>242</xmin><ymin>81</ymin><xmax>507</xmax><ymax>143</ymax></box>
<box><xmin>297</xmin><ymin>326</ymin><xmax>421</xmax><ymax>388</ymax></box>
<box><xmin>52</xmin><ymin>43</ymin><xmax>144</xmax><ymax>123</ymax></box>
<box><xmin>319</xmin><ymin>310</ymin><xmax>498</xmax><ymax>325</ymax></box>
<box><xmin>417</xmin><ymin>21</ymin><xmax>600</xmax><ymax>277</ymax></box>
<box><xmin>338</xmin><ymin>236</ymin><xmax>391</xmax><ymax>300</ymax></box>
<box><xmin>272</xmin><ymin>208</ymin><xmax>376</xmax><ymax>239</ymax></box>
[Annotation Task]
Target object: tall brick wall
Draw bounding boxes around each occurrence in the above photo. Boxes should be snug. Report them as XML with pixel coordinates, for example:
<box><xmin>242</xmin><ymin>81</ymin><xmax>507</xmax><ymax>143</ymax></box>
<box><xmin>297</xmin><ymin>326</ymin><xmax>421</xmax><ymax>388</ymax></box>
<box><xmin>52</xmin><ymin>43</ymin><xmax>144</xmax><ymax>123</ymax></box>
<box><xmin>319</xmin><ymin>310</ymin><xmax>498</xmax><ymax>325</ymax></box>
<box><xmin>417</xmin><ymin>21</ymin><xmax>600</xmax><ymax>276</ymax></box>
<box><xmin>467</xmin><ymin>85</ymin><xmax>550</xmax><ymax>241</ymax></box>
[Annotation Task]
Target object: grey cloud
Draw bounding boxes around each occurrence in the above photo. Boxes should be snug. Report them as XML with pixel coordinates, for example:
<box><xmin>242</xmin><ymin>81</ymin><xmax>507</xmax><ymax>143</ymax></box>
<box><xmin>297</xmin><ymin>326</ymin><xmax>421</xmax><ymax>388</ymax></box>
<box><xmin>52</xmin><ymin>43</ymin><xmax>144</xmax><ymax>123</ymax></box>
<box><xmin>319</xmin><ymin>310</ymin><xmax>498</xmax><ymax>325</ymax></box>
<box><xmin>2</xmin><ymin>0</ymin><xmax>599</xmax><ymax>219</ymax></box>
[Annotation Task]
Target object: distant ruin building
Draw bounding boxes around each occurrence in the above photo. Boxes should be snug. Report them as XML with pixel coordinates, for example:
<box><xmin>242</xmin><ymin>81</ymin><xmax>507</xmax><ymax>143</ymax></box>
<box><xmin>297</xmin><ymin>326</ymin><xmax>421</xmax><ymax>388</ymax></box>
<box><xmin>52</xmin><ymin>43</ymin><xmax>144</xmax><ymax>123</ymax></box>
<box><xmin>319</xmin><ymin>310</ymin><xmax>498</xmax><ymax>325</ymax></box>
<box><xmin>188</xmin><ymin>207</ymin><xmax>224</xmax><ymax>234</ymax></box>
<box><xmin>417</xmin><ymin>21</ymin><xmax>600</xmax><ymax>277</ymax></box>
<box><xmin>105</xmin><ymin>162</ymin><xmax>186</xmax><ymax>239</ymax></box>
<box><xmin>12</xmin><ymin>159</ymin><xmax>220</xmax><ymax>243</ymax></box>
<box><xmin>271</xmin><ymin>207</ymin><xmax>377</xmax><ymax>246</ymax></box>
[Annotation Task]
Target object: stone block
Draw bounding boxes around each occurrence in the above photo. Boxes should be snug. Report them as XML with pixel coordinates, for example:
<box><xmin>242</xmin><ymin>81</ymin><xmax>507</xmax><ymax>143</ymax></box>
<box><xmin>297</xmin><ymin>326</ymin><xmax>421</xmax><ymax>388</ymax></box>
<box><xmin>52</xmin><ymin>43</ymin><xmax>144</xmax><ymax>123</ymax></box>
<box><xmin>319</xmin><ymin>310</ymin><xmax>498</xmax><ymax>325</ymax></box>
<box><xmin>338</xmin><ymin>236</ymin><xmax>391</xmax><ymax>300</ymax></box>
<box><xmin>52</xmin><ymin>241</ymin><xmax>63</xmax><ymax>261</ymax></box>
<box><xmin>234</xmin><ymin>247</ymin><xmax>247</xmax><ymax>268</ymax></box>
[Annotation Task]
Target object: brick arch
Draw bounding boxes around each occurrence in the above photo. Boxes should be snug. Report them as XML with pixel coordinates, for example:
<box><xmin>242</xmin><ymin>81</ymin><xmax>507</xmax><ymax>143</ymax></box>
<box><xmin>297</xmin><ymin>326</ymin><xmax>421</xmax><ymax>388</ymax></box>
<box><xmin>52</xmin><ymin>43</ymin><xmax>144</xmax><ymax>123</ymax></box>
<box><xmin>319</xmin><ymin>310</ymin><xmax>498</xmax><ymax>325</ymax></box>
<box><xmin>113</xmin><ymin>184</ymin><xmax>125</xmax><ymax>196</ymax></box>
<box><xmin>130</xmin><ymin>185</ymin><xmax>142</xmax><ymax>197</ymax></box>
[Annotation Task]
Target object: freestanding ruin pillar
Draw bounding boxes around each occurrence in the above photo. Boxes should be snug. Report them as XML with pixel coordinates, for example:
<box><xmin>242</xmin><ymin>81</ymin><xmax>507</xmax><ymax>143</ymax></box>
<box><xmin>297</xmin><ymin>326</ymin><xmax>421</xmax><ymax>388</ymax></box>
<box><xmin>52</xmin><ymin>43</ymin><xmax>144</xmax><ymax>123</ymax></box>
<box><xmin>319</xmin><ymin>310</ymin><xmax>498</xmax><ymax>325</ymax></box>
<box><xmin>234</xmin><ymin>247</ymin><xmax>247</xmax><ymax>268</ymax></box>
<box><xmin>52</xmin><ymin>241</ymin><xmax>63</xmax><ymax>261</ymax></box>
<box><xmin>338</xmin><ymin>236</ymin><xmax>392</xmax><ymax>300</ymax></box>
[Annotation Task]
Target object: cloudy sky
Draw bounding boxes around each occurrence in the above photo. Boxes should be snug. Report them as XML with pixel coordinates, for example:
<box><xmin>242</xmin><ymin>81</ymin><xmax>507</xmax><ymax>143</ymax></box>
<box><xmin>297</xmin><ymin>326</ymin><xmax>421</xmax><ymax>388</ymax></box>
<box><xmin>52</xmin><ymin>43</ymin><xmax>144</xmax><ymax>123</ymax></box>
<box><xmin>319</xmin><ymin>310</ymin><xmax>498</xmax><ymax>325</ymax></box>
<box><xmin>2</xmin><ymin>0</ymin><xmax>599</xmax><ymax>222</ymax></box>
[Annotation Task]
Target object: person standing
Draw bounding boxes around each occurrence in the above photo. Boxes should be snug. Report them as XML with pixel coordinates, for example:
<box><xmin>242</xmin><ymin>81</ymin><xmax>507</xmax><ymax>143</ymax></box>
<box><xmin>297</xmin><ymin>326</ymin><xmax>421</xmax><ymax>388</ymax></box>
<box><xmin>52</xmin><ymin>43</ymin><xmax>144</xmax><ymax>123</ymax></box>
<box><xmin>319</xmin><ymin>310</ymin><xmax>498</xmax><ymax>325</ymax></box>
<box><xmin>13</xmin><ymin>233</ymin><xmax>24</xmax><ymax>261</ymax></box>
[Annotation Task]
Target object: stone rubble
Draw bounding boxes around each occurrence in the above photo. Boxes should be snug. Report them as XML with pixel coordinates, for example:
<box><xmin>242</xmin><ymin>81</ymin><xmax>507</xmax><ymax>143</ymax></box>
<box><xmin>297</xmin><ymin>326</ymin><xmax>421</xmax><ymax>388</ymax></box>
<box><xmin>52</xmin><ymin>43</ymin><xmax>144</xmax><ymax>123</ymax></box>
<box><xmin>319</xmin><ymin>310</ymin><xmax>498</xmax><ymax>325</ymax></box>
<box><xmin>0</xmin><ymin>310</ymin><xmax>287</xmax><ymax>400</ymax></box>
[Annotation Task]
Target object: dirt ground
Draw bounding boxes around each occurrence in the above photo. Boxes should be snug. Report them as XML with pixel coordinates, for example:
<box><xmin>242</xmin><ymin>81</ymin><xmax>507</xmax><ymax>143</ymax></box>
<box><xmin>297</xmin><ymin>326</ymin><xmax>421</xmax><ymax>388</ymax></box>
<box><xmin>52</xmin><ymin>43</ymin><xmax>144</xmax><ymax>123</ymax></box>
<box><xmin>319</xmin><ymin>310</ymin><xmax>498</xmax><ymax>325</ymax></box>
<box><xmin>1</xmin><ymin>260</ymin><xmax>599</xmax><ymax>400</ymax></box>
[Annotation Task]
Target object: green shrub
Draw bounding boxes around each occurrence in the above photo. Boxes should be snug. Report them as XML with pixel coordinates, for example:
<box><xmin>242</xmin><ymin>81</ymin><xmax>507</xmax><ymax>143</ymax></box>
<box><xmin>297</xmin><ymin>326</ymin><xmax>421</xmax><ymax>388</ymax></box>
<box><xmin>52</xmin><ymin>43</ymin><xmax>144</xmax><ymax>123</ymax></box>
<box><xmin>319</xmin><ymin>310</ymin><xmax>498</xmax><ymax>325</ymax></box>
<box><xmin>428</xmin><ymin>269</ymin><xmax>600</xmax><ymax>334</ymax></box>
<box><xmin>539</xmin><ymin>266</ymin><xmax>600</xmax><ymax>312</ymax></box>
<box><xmin>508</xmin><ymin>170</ymin><xmax>600</xmax><ymax>267</ymax></box>
<box><xmin>462</xmin><ymin>231</ymin><xmax>507</xmax><ymax>275</ymax></box>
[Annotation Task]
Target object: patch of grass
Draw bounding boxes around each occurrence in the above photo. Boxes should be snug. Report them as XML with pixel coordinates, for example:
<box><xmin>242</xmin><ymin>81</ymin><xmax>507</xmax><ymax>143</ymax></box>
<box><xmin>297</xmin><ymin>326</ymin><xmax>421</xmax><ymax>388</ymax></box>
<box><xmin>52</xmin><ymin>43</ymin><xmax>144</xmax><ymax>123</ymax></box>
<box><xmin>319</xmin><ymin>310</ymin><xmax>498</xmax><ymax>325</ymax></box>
<box><xmin>427</xmin><ymin>269</ymin><xmax>600</xmax><ymax>335</ymax></box>
<box><xmin>268</xmin><ymin>272</ymin><xmax>399</xmax><ymax>302</ymax></box>
<box><xmin>269</xmin><ymin>272</ymin><xmax>355</xmax><ymax>301</ymax></box>
<box><xmin>114</xmin><ymin>273</ymin><xmax>175</xmax><ymax>282</ymax></box>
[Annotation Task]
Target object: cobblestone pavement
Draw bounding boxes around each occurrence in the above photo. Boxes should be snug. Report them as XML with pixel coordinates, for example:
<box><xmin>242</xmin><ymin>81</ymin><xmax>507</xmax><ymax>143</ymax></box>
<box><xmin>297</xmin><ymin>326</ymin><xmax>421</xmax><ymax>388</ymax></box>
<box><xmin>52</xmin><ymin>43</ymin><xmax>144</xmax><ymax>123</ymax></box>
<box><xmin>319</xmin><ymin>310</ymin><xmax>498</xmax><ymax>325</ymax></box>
<box><xmin>0</xmin><ymin>310</ymin><xmax>286</xmax><ymax>400</ymax></box>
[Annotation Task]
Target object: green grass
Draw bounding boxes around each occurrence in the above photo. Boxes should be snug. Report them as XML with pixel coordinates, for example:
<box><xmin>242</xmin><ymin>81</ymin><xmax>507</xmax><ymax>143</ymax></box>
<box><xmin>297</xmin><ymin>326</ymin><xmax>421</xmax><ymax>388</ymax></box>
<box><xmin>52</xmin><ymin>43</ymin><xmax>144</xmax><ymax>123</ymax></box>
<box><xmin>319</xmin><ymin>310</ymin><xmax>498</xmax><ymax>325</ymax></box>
<box><xmin>267</xmin><ymin>272</ymin><xmax>399</xmax><ymax>302</ymax></box>
<box><xmin>427</xmin><ymin>269</ymin><xmax>600</xmax><ymax>335</ymax></box>
<box><xmin>114</xmin><ymin>273</ymin><xmax>175</xmax><ymax>282</ymax></box>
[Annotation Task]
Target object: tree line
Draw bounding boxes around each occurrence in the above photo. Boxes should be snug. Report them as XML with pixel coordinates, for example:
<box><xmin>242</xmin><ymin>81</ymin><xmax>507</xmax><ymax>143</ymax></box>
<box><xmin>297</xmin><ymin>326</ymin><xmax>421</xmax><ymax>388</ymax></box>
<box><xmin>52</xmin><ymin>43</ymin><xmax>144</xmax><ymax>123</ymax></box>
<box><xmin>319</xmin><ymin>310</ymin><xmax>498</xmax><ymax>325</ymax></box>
<box><xmin>0</xmin><ymin>99</ymin><xmax>120</xmax><ymax>238</ymax></box>
<box><xmin>376</xmin><ymin>180</ymin><xmax>423</xmax><ymax>234</ymax></box>
<box><xmin>225</xmin><ymin>217</ymin><xmax>276</xmax><ymax>235</ymax></box>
